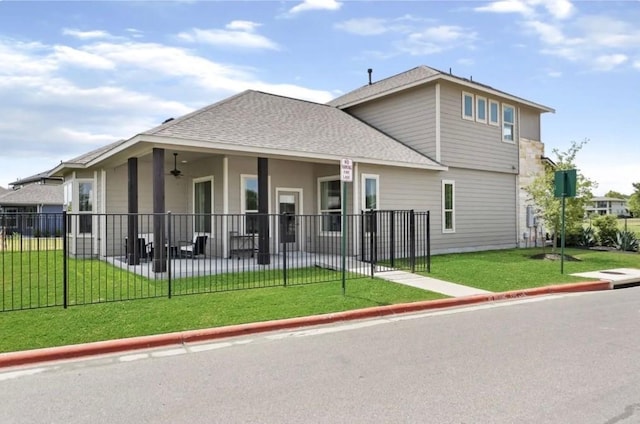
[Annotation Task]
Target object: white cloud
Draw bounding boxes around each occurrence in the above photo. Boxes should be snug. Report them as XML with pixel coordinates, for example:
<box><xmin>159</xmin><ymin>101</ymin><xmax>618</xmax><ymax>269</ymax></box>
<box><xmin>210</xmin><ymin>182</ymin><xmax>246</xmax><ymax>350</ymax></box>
<box><xmin>457</xmin><ymin>58</ymin><xmax>475</xmax><ymax>66</ymax></box>
<box><xmin>475</xmin><ymin>0</ymin><xmax>575</xmax><ymax>20</ymax></box>
<box><xmin>334</xmin><ymin>18</ymin><xmax>390</xmax><ymax>35</ymax></box>
<box><xmin>288</xmin><ymin>0</ymin><xmax>342</xmax><ymax>15</ymax></box>
<box><xmin>634</xmin><ymin>60</ymin><xmax>640</xmax><ymax>70</ymax></box>
<box><xmin>547</xmin><ymin>70</ymin><xmax>562</xmax><ymax>77</ymax></box>
<box><xmin>225</xmin><ymin>20</ymin><xmax>260</xmax><ymax>32</ymax></box>
<box><xmin>53</xmin><ymin>45</ymin><xmax>115</xmax><ymax>70</ymax></box>
<box><xmin>398</xmin><ymin>25</ymin><xmax>477</xmax><ymax>56</ymax></box>
<box><xmin>593</xmin><ymin>54</ymin><xmax>628</xmax><ymax>71</ymax></box>
<box><xmin>475</xmin><ymin>0</ymin><xmax>534</xmax><ymax>17</ymax></box>
<box><xmin>62</xmin><ymin>28</ymin><xmax>112</xmax><ymax>40</ymax></box>
<box><xmin>524</xmin><ymin>20</ymin><xmax>580</xmax><ymax>46</ymax></box>
<box><xmin>177</xmin><ymin>21</ymin><xmax>279</xmax><ymax>50</ymax></box>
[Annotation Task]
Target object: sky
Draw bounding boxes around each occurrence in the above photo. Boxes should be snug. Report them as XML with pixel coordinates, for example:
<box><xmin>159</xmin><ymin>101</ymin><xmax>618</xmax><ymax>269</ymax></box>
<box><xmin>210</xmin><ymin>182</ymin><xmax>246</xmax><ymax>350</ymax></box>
<box><xmin>0</xmin><ymin>0</ymin><xmax>638</xmax><ymax>196</ymax></box>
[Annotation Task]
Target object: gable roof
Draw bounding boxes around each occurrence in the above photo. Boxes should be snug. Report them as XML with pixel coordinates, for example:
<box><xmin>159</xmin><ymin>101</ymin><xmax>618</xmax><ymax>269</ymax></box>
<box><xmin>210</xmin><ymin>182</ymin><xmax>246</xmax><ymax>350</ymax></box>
<box><xmin>0</xmin><ymin>184</ymin><xmax>63</xmax><ymax>206</ymax></box>
<box><xmin>9</xmin><ymin>169</ymin><xmax>63</xmax><ymax>188</ymax></box>
<box><xmin>83</xmin><ymin>90</ymin><xmax>445</xmax><ymax>171</ymax></box>
<box><xmin>328</xmin><ymin>66</ymin><xmax>554</xmax><ymax>113</ymax></box>
<box><xmin>49</xmin><ymin>139</ymin><xmax>127</xmax><ymax>177</ymax></box>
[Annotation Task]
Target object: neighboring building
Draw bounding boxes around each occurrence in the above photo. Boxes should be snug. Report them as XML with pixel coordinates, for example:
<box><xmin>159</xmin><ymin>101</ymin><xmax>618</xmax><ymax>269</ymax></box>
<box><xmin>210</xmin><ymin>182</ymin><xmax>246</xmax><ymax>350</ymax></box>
<box><xmin>8</xmin><ymin>170</ymin><xmax>63</xmax><ymax>189</ymax></box>
<box><xmin>0</xmin><ymin>176</ymin><xmax>64</xmax><ymax>236</ymax></box>
<box><xmin>585</xmin><ymin>197</ymin><xmax>629</xmax><ymax>217</ymax></box>
<box><xmin>0</xmin><ymin>186</ymin><xmax>7</xmax><ymax>196</ymax></box>
<box><xmin>48</xmin><ymin>65</ymin><xmax>553</xmax><ymax>260</ymax></box>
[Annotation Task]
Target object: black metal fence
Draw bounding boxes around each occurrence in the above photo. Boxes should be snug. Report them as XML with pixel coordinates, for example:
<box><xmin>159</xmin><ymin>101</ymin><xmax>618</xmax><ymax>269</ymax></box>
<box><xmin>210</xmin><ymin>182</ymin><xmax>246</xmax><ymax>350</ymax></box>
<box><xmin>0</xmin><ymin>210</ymin><xmax>430</xmax><ymax>312</ymax></box>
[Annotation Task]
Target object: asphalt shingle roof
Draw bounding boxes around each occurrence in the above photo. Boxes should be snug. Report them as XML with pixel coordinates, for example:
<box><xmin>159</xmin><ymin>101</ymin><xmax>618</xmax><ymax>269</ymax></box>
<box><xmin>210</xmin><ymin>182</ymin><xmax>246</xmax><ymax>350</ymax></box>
<box><xmin>63</xmin><ymin>139</ymin><xmax>127</xmax><ymax>166</ymax></box>
<box><xmin>142</xmin><ymin>90</ymin><xmax>442</xmax><ymax>168</ymax></box>
<box><xmin>0</xmin><ymin>184</ymin><xmax>63</xmax><ymax>206</ymax></box>
<box><xmin>328</xmin><ymin>65</ymin><xmax>553</xmax><ymax>112</ymax></box>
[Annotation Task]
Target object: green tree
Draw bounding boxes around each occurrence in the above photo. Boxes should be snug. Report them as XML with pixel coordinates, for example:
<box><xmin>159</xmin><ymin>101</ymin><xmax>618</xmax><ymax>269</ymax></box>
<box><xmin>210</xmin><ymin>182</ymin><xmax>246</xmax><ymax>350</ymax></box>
<box><xmin>628</xmin><ymin>182</ymin><xmax>640</xmax><ymax>217</ymax></box>
<box><xmin>524</xmin><ymin>140</ymin><xmax>595</xmax><ymax>250</ymax></box>
<box><xmin>604</xmin><ymin>190</ymin><xmax>629</xmax><ymax>199</ymax></box>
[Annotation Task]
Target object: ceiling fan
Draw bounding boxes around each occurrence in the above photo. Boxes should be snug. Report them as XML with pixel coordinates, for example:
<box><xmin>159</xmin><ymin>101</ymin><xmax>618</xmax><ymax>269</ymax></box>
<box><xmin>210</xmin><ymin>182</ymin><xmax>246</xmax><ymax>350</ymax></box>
<box><xmin>169</xmin><ymin>153</ymin><xmax>183</xmax><ymax>178</ymax></box>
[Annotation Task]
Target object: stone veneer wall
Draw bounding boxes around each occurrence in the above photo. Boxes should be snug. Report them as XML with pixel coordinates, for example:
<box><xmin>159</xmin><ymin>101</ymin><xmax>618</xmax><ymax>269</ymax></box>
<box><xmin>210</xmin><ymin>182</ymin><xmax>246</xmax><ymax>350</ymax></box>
<box><xmin>518</xmin><ymin>138</ymin><xmax>547</xmax><ymax>247</ymax></box>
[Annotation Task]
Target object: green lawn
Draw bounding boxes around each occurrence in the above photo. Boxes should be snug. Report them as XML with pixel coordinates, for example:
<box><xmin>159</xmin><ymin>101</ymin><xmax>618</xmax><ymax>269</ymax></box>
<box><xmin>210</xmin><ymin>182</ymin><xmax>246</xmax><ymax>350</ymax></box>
<box><xmin>0</xmin><ymin>277</ymin><xmax>444</xmax><ymax>353</ymax></box>
<box><xmin>424</xmin><ymin>248</ymin><xmax>639</xmax><ymax>292</ymax></box>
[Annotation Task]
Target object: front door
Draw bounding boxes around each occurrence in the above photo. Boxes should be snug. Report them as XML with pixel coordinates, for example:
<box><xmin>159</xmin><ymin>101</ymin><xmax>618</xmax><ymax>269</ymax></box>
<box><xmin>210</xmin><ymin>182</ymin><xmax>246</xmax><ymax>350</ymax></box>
<box><xmin>278</xmin><ymin>191</ymin><xmax>299</xmax><ymax>251</ymax></box>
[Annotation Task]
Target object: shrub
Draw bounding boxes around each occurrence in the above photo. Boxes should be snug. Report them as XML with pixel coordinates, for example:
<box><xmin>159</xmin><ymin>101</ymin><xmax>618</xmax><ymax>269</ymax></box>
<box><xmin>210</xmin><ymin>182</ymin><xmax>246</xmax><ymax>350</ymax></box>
<box><xmin>592</xmin><ymin>215</ymin><xmax>618</xmax><ymax>246</ymax></box>
<box><xmin>615</xmin><ymin>230</ymin><xmax>639</xmax><ymax>252</ymax></box>
<box><xmin>577</xmin><ymin>226</ymin><xmax>595</xmax><ymax>247</ymax></box>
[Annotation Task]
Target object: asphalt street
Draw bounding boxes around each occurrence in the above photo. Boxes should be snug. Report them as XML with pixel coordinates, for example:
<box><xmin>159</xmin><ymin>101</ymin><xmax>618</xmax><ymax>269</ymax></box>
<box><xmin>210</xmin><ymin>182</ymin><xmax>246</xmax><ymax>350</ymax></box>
<box><xmin>1</xmin><ymin>287</ymin><xmax>640</xmax><ymax>423</ymax></box>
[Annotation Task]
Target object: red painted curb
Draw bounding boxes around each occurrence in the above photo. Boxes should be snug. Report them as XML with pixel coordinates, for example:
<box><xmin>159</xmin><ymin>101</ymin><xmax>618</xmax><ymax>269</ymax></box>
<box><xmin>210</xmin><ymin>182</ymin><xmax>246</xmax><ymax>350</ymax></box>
<box><xmin>0</xmin><ymin>280</ymin><xmax>611</xmax><ymax>369</ymax></box>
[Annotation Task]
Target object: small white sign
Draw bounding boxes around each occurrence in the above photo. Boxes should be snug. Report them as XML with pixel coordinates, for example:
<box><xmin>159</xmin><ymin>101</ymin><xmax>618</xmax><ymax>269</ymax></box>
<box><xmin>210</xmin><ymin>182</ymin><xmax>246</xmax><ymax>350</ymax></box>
<box><xmin>340</xmin><ymin>158</ymin><xmax>353</xmax><ymax>182</ymax></box>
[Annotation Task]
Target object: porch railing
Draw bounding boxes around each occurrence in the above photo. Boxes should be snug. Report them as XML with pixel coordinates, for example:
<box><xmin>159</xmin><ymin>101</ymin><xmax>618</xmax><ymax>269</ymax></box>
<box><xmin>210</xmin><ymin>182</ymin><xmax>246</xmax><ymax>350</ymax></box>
<box><xmin>0</xmin><ymin>210</ymin><xmax>430</xmax><ymax>312</ymax></box>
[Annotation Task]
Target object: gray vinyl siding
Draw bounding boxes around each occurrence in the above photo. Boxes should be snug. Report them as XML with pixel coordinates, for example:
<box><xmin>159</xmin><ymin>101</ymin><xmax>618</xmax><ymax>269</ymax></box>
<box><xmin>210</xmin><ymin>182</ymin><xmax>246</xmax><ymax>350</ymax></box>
<box><xmin>356</xmin><ymin>164</ymin><xmax>517</xmax><ymax>254</ymax></box>
<box><xmin>440</xmin><ymin>82</ymin><xmax>519</xmax><ymax>173</ymax></box>
<box><xmin>344</xmin><ymin>85</ymin><xmax>437</xmax><ymax>160</ymax></box>
<box><xmin>519</xmin><ymin>106</ymin><xmax>541</xmax><ymax>141</ymax></box>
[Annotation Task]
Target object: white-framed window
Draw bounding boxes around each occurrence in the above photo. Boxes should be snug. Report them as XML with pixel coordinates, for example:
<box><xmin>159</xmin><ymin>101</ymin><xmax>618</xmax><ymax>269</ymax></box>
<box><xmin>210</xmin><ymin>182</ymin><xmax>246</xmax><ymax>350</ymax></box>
<box><xmin>462</xmin><ymin>92</ymin><xmax>474</xmax><ymax>120</ymax></box>
<box><xmin>361</xmin><ymin>174</ymin><xmax>379</xmax><ymax>211</ymax></box>
<box><xmin>193</xmin><ymin>176</ymin><xmax>213</xmax><ymax>234</ymax></box>
<box><xmin>442</xmin><ymin>180</ymin><xmax>455</xmax><ymax>233</ymax></box>
<box><xmin>63</xmin><ymin>181</ymin><xmax>73</xmax><ymax>212</ymax></box>
<box><xmin>502</xmin><ymin>104</ymin><xmax>515</xmax><ymax>142</ymax></box>
<box><xmin>489</xmin><ymin>100</ymin><xmax>499</xmax><ymax>126</ymax></box>
<box><xmin>77</xmin><ymin>180</ymin><xmax>93</xmax><ymax>234</ymax></box>
<box><xmin>362</xmin><ymin>174</ymin><xmax>379</xmax><ymax>233</ymax></box>
<box><xmin>476</xmin><ymin>96</ymin><xmax>487</xmax><ymax>123</ymax></box>
<box><xmin>318</xmin><ymin>176</ymin><xmax>341</xmax><ymax>233</ymax></box>
<box><xmin>241</xmin><ymin>175</ymin><xmax>259</xmax><ymax>234</ymax></box>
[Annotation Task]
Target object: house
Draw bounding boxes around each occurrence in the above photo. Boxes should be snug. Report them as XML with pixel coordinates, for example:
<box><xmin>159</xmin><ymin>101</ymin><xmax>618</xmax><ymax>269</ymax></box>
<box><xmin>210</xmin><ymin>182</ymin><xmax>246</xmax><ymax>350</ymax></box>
<box><xmin>48</xmin><ymin>65</ymin><xmax>553</xmax><ymax>269</ymax></box>
<box><xmin>585</xmin><ymin>197</ymin><xmax>629</xmax><ymax>217</ymax></box>
<box><xmin>0</xmin><ymin>171</ymin><xmax>64</xmax><ymax>236</ymax></box>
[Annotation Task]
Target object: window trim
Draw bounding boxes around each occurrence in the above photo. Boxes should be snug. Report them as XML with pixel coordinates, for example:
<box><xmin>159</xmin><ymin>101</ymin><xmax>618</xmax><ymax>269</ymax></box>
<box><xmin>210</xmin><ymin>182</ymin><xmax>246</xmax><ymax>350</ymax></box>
<box><xmin>502</xmin><ymin>103</ymin><xmax>516</xmax><ymax>143</ymax></box>
<box><xmin>240</xmin><ymin>174</ymin><xmax>270</xmax><ymax>235</ymax></box>
<box><xmin>462</xmin><ymin>92</ymin><xmax>474</xmax><ymax>121</ymax></box>
<box><xmin>476</xmin><ymin>96</ymin><xmax>487</xmax><ymax>124</ymax></box>
<box><xmin>192</xmin><ymin>176</ymin><xmax>214</xmax><ymax>235</ymax></box>
<box><xmin>442</xmin><ymin>180</ymin><xmax>455</xmax><ymax>234</ymax></box>
<box><xmin>76</xmin><ymin>178</ymin><xmax>94</xmax><ymax>235</ymax></box>
<box><xmin>361</xmin><ymin>174</ymin><xmax>379</xmax><ymax>212</ymax></box>
<box><xmin>317</xmin><ymin>175</ymin><xmax>342</xmax><ymax>235</ymax></box>
<box><xmin>489</xmin><ymin>99</ymin><xmax>499</xmax><ymax>126</ymax></box>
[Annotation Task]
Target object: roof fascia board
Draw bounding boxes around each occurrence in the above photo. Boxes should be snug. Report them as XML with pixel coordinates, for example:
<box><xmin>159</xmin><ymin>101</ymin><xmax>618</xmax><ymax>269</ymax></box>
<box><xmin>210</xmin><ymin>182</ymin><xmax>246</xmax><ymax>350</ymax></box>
<box><xmin>94</xmin><ymin>134</ymin><xmax>449</xmax><ymax>172</ymax></box>
<box><xmin>338</xmin><ymin>74</ymin><xmax>555</xmax><ymax>113</ymax></box>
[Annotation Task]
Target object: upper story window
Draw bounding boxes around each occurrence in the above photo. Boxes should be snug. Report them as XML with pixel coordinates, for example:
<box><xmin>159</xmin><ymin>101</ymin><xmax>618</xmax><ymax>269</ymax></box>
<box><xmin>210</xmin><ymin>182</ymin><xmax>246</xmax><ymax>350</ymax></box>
<box><xmin>489</xmin><ymin>100</ymin><xmax>499</xmax><ymax>126</ymax></box>
<box><xmin>318</xmin><ymin>176</ymin><xmax>341</xmax><ymax>233</ymax></box>
<box><xmin>476</xmin><ymin>96</ymin><xmax>487</xmax><ymax>123</ymax></box>
<box><xmin>502</xmin><ymin>104</ymin><xmax>515</xmax><ymax>142</ymax></box>
<box><xmin>462</xmin><ymin>92</ymin><xmax>474</xmax><ymax>121</ymax></box>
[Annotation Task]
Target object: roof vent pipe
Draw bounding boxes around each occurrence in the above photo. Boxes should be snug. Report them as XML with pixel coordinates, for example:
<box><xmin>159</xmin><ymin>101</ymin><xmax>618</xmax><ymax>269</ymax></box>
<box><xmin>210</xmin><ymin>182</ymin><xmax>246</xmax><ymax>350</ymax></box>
<box><xmin>367</xmin><ymin>68</ymin><xmax>373</xmax><ymax>85</ymax></box>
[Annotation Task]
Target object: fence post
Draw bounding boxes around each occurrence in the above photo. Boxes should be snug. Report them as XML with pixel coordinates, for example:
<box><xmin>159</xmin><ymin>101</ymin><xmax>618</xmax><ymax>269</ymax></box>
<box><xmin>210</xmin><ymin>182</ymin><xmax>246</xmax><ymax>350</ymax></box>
<box><xmin>62</xmin><ymin>211</ymin><xmax>68</xmax><ymax>309</ymax></box>
<box><xmin>369</xmin><ymin>210</ymin><xmax>376</xmax><ymax>278</ymax></box>
<box><xmin>410</xmin><ymin>210</ymin><xmax>416</xmax><ymax>273</ymax></box>
<box><xmin>167</xmin><ymin>212</ymin><xmax>172</xmax><ymax>298</ymax></box>
<box><xmin>390</xmin><ymin>211</ymin><xmax>395</xmax><ymax>268</ymax></box>
<box><xmin>426</xmin><ymin>211</ymin><xmax>431</xmax><ymax>273</ymax></box>
<box><xmin>281</xmin><ymin>213</ymin><xmax>287</xmax><ymax>287</ymax></box>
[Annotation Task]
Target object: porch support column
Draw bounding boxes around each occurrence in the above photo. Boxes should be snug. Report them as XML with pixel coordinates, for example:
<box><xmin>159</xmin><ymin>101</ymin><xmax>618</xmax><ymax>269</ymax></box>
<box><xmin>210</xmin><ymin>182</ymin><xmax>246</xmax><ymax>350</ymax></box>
<box><xmin>126</xmin><ymin>157</ymin><xmax>139</xmax><ymax>265</ymax></box>
<box><xmin>152</xmin><ymin>148</ymin><xmax>167</xmax><ymax>272</ymax></box>
<box><xmin>257</xmin><ymin>157</ymin><xmax>270</xmax><ymax>265</ymax></box>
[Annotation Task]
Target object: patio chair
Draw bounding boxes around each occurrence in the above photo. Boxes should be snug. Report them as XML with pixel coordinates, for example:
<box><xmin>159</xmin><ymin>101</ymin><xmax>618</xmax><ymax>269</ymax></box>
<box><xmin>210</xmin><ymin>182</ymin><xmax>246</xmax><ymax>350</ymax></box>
<box><xmin>179</xmin><ymin>234</ymin><xmax>208</xmax><ymax>259</ymax></box>
<box><xmin>125</xmin><ymin>236</ymin><xmax>150</xmax><ymax>263</ymax></box>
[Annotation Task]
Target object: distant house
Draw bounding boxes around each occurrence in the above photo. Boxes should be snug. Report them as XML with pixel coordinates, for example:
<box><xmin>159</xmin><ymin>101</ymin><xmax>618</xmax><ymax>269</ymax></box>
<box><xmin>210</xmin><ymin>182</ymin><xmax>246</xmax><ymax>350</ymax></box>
<box><xmin>585</xmin><ymin>197</ymin><xmax>629</xmax><ymax>217</ymax></box>
<box><xmin>48</xmin><ymin>65</ymin><xmax>553</xmax><ymax>261</ymax></box>
<box><xmin>0</xmin><ymin>171</ymin><xmax>64</xmax><ymax>236</ymax></box>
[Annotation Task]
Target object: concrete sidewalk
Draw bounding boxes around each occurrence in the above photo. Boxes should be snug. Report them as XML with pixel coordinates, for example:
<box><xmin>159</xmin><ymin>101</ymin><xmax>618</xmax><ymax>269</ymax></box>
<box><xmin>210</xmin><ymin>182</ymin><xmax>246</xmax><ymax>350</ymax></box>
<box><xmin>372</xmin><ymin>269</ymin><xmax>491</xmax><ymax>297</ymax></box>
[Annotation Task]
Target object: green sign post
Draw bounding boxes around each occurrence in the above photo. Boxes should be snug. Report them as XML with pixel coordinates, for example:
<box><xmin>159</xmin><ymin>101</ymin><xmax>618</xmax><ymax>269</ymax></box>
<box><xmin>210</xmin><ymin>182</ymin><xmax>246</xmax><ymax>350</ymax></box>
<box><xmin>340</xmin><ymin>159</ymin><xmax>353</xmax><ymax>295</ymax></box>
<box><xmin>554</xmin><ymin>169</ymin><xmax>577</xmax><ymax>274</ymax></box>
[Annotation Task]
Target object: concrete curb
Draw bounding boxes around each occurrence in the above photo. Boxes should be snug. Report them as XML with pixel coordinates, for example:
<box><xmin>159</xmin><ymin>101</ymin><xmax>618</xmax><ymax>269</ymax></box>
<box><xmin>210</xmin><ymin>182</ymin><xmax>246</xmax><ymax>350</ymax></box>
<box><xmin>0</xmin><ymin>280</ymin><xmax>611</xmax><ymax>369</ymax></box>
